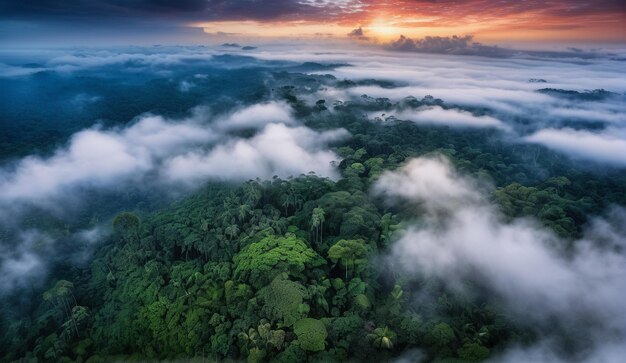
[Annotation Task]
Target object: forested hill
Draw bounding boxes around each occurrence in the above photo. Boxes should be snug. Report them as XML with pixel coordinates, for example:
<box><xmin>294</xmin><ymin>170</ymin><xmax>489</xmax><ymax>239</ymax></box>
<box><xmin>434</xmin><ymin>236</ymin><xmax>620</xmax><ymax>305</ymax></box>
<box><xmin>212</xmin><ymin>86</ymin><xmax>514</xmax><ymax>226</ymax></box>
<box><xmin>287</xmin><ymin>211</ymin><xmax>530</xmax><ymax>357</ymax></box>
<box><xmin>3</xmin><ymin>92</ymin><xmax>625</xmax><ymax>362</ymax></box>
<box><xmin>1</xmin><ymin>48</ymin><xmax>625</xmax><ymax>363</ymax></box>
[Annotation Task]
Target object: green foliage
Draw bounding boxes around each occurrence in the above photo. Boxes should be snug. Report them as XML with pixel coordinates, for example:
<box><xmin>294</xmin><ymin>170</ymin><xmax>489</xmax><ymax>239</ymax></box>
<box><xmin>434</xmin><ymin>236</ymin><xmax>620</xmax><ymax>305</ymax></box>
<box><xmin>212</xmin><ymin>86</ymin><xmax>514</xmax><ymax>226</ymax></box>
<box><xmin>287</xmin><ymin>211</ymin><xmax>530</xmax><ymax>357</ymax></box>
<box><xmin>234</xmin><ymin>235</ymin><xmax>324</xmax><ymax>288</ymax></box>
<box><xmin>328</xmin><ymin>239</ymin><xmax>371</xmax><ymax>280</ymax></box>
<box><xmin>324</xmin><ymin>314</ymin><xmax>363</xmax><ymax>352</ymax></box>
<box><xmin>368</xmin><ymin>326</ymin><xmax>396</xmax><ymax>350</ymax></box>
<box><xmin>4</xmin><ymin>65</ymin><xmax>625</xmax><ymax>363</ymax></box>
<box><xmin>494</xmin><ymin>182</ymin><xmax>592</xmax><ymax>238</ymax></box>
<box><xmin>112</xmin><ymin>212</ymin><xmax>140</xmax><ymax>242</ymax></box>
<box><xmin>354</xmin><ymin>294</ymin><xmax>371</xmax><ymax>310</ymax></box>
<box><xmin>259</xmin><ymin>275</ymin><xmax>309</xmax><ymax>327</ymax></box>
<box><xmin>426</xmin><ymin>322</ymin><xmax>456</xmax><ymax>348</ymax></box>
<box><xmin>294</xmin><ymin>318</ymin><xmax>328</xmax><ymax>352</ymax></box>
<box><xmin>457</xmin><ymin>342</ymin><xmax>490</xmax><ymax>361</ymax></box>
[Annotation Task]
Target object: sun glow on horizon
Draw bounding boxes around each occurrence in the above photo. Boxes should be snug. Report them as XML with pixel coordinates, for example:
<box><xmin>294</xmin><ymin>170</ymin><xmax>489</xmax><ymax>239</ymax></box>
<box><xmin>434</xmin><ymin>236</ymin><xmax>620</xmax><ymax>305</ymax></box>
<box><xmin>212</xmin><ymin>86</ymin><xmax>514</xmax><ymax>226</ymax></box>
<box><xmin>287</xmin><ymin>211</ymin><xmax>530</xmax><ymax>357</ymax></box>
<box><xmin>191</xmin><ymin>6</ymin><xmax>626</xmax><ymax>45</ymax></box>
<box><xmin>367</xmin><ymin>20</ymin><xmax>402</xmax><ymax>40</ymax></box>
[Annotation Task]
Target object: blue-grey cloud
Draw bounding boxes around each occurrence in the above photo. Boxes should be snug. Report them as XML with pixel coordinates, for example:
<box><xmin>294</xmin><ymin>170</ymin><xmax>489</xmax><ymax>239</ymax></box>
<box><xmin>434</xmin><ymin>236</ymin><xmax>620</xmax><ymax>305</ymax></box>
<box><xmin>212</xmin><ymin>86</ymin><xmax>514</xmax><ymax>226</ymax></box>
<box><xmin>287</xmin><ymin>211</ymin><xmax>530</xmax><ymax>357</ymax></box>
<box><xmin>385</xmin><ymin>34</ymin><xmax>618</xmax><ymax>59</ymax></box>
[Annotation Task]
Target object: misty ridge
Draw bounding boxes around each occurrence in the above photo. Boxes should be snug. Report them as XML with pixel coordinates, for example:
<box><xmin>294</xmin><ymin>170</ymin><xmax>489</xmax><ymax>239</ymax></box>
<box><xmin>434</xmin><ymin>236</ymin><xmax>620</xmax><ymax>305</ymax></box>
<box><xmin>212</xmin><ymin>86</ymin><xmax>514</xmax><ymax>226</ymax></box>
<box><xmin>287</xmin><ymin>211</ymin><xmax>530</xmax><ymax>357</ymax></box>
<box><xmin>0</xmin><ymin>42</ymin><xmax>625</xmax><ymax>363</ymax></box>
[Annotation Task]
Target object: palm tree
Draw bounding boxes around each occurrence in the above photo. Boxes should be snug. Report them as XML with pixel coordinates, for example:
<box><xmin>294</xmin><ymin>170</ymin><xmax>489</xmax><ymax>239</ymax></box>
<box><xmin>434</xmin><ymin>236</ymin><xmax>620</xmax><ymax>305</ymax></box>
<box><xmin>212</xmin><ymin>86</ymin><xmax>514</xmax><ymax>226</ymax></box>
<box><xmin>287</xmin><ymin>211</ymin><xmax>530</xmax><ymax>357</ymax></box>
<box><xmin>238</xmin><ymin>204</ymin><xmax>251</xmax><ymax>222</ymax></box>
<box><xmin>43</xmin><ymin>280</ymin><xmax>79</xmax><ymax>336</ymax></box>
<box><xmin>368</xmin><ymin>326</ymin><xmax>396</xmax><ymax>350</ymax></box>
<box><xmin>328</xmin><ymin>239</ymin><xmax>369</xmax><ymax>280</ymax></box>
<box><xmin>310</xmin><ymin>207</ymin><xmax>325</xmax><ymax>246</ymax></box>
<box><xmin>225</xmin><ymin>224</ymin><xmax>239</xmax><ymax>240</ymax></box>
<box><xmin>243</xmin><ymin>183</ymin><xmax>262</xmax><ymax>207</ymax></box>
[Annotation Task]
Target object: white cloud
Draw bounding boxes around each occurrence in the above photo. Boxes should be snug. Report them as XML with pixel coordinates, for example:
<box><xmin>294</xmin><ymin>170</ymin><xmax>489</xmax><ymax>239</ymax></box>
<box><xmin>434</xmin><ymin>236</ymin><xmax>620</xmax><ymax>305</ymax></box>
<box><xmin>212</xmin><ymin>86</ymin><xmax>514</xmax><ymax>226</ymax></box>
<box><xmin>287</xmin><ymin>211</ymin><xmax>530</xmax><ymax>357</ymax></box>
<box><xmin>0</xmin><ymin>226</ymin><xmax>110</xmax><ymax>295</ymax></box>
<box><xmin>0</xmin><ymin>230</ymin><xmax>50</xmax><ymax>294</ymax></box>
<box><xmin>375</xmin><ymin>155</ymin><xmax>626</xmax><ymax>361</ymax></box>
<box><xmin>525</xmin><ymin>128</ymin><xmax>626</xmax><ymax>166</ymax></box>
<box><xmin>0</xmin><ymin>102</ymin><xmax>347</xmax><ymax>215</ymax></box>
<box><xmin>548</xmin><ymin>107</ymin><xmax>626</xmax><ymax>124</ymax></box>
<box><xmin>121</xmin><ymin>112</ymin><xmax>216</xmax><ymax>157</ymax></box>
<box><xmin>262</xmin><ymin>44</ymin><xmax>624</xmax><ymax>167</ymax></box>
<box><xmin>46</xmin><ymin>47</ymin><xmax>218</xmax><ymax>72</ymax></box>
<box><xmin>372</xmin><ymin>106</ymin><xmax>507</xmax><ymax>129</ymax></box>
<box><xmin>374</xmin><ymin>156</ymin><xmax>482</xmax><ymax>213</ymax></box>
<box><xmin>214</xmin><ymin>102</ymin><xmax>294</xmax><ymax>130</ymax></box>
<box><xmin>178</xmin><ymin>80</ymin><xmax>194</xmax><ymax>92</ymax></box>
<box><xmin>0</xmin><ymin>114</ymin><xmax>215</xmax><ymax>205</ymax></box>
<box><xmin>164</xmin><ymin>123</ymin><xmax>348</xmax><ymax>182</ymax></box>
<box><xmin>0</xmin><ymin>129</ymin><xmax>153</xmax><ymax>203</ymax></box>
<box><xmin>0</xmin><ymin>63</ymin><xmax>45</xmax><ymax>77</ymax></box>
<box><xmin>0</xmin><ymin>99</ymin><xmax>348</xmax><ymax>294</ymax></box>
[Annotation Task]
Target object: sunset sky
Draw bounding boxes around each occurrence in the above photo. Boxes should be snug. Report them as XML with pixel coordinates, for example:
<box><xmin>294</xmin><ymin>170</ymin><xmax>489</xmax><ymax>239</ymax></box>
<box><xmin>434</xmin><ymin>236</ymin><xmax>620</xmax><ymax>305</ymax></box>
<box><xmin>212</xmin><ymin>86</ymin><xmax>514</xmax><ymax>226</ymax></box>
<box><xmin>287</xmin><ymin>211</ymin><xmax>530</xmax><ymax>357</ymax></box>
<box><xmin>1</xmin><ymin>0</ymin><xmax>625</xmax><ymax>46</ymax></box>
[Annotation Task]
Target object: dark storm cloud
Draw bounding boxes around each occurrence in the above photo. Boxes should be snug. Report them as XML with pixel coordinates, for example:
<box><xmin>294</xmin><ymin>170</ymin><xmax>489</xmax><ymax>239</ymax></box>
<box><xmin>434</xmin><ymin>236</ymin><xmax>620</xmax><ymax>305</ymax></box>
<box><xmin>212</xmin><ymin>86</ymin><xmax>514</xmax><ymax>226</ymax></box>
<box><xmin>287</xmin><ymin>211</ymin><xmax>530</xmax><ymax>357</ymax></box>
<box><xmin>0</xmin><ymin>0</ymin><xmax>208</xmax><ymax>19</ymax></box>
<box><xmin>0</xmin><ymin>0</ymin><xmax>363</xmax><ymax>22</ymax></box>
<box><xmin>0</xmin><ymin>0</ymin><xmax>622</xmax><ymax>23</ymax></box>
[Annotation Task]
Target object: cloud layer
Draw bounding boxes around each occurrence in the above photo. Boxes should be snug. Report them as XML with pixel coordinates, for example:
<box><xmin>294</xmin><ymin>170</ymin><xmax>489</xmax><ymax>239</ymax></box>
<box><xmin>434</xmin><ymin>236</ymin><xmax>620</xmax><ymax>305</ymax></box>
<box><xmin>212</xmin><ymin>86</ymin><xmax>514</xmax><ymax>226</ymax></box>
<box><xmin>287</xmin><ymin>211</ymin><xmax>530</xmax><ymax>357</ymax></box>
<box><xmin>0</xmin><ymin>99</ymin><xmax>347</xmax><ymax>295</ymax></box>
<box><xmin>388</xmin><ymin>35</ymin><xmax>511</xmax><ymax>58</ymax></box>
<box><xmin>375</xmin><ymin>155</ymin><xmax>626</xmax><ymax>362</ymax></box>
<box><xmin>164</xmin><ymin>123</ymin><xmax>348</xmax><ymax>183</ymax></box>
<box><xmin>372</xmin><ymin>106</ymin><xmax>506</xmax><ymax>129</ymax></box>
<box><xmin>290</xmin><ymin>44</ymin><xmax>626</xmax><ymax>166</ymax></box>
<box><xmin>525</xmin><ymin>128</ymin><xmax>626</xmax><ymax>166</ymax></box>
<box><xmin>0</xmin><ymin>102</ymin><xmax>347</xmax><ymax>216</ymax></box>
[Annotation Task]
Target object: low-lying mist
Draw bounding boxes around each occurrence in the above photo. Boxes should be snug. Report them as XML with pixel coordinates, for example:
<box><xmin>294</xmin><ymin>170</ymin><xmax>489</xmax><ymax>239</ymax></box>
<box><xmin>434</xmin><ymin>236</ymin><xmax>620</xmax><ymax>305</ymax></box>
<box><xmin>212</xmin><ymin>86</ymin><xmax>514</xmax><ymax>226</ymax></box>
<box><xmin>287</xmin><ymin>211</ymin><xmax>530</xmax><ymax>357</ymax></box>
<box><xmin>0</xmin><ymin>43</ymin><xmax>624</xmax><ymax>361</ymax></box>
<box><xmin>375</xmin><ymin>156</ymin><xmax>626</xmax><ymax>362</ymax></box>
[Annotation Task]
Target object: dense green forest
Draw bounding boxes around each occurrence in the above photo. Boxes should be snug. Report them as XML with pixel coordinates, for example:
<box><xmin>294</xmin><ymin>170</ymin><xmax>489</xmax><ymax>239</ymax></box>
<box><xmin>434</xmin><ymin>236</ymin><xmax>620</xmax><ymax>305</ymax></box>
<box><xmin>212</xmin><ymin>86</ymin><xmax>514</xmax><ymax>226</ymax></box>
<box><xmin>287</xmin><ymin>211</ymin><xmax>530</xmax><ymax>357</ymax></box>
<box><xmin>3</xmin><ymin>99</ymin><xmax>625</xmax><ymax>362</ymax></box>
<box><xmin>1</xmin><ymin>50</ymin><xmax>625</xmax><ymax>363</ymax></box>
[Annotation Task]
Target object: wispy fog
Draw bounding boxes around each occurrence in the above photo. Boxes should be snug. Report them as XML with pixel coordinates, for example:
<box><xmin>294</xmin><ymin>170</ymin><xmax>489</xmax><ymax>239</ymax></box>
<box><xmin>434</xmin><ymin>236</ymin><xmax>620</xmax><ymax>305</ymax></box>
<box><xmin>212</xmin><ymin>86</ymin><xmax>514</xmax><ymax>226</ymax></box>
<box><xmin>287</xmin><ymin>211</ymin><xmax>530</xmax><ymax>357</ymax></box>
<box><xmin>370</xmin><ymin>106</ymin><xmax>507</xmax><ymax>129</ymax></box>
<box><xmin>0</xmin><ymin>98</ymin><xmax>347</xmax><ymax>295</ymax></box>
<box><xmin>164</xmin><ymin>123</ymin><xmax>348</xmax><ymax>183</ymax></box>
<box><xmin>0</xmin><ymin>102</ymin><xmax>346</xmax><ymax>217</ymax></box>
<box><xmin>285</xmin><ymin>46</ymin><xmax>626</xmax><ymax>165</ymax></box>
<box><xmin>0</xmin><ymin>44</ymin><xmax>624</xmax><ymax>345</ymax></box>
<box><xmin>375</xmin><ymin>156</ymin><xmax>626</xmax><ymax>362</ymax></box>
<box><xmin>525</xmin><ymin>128</ymin><xmax>626</xmax><ymax>166</ymax></box>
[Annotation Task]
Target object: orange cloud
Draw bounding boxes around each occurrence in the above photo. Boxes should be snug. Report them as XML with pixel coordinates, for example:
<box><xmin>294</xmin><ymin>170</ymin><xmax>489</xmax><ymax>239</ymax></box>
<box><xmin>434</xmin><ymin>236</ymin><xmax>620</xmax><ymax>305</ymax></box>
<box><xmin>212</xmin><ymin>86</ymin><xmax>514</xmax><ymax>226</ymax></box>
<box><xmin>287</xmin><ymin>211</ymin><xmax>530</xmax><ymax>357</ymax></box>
<box><xmin>191</xmin><ymin>0</ymin><xmax>626</xmax><ymax>43</ymax></box>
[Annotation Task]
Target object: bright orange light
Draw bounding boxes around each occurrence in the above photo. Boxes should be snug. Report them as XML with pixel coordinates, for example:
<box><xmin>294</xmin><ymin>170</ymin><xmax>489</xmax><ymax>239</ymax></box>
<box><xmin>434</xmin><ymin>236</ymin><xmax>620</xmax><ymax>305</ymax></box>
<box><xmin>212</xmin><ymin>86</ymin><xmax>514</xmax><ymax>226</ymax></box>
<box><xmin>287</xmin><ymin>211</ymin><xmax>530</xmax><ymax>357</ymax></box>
<box><xmin>189</xmin><ymin>6</ymin><xmax>626</xmax><ymax>44</ymax></box>
<box><xmin>367</xmin><ymin>20</ymin><xmax>401</xmax><ymax>40</ymax></box>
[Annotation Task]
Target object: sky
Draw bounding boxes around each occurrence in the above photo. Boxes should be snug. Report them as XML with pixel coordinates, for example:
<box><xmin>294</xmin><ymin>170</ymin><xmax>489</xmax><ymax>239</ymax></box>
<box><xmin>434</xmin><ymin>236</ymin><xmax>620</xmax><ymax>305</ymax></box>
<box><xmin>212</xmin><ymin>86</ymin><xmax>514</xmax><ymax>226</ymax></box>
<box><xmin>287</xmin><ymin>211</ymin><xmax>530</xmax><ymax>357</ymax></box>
<box><xmin>1</xmin><ymin>0</ymin><xmax>625</xmax><ymax>47</ymax></box>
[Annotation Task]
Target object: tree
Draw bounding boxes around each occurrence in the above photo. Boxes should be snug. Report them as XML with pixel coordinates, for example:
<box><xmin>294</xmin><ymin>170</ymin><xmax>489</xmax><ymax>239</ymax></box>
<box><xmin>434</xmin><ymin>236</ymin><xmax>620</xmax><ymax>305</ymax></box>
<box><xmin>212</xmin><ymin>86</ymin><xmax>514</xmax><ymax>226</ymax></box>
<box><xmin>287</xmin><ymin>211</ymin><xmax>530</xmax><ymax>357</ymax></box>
<box><xmin>225</xmin><ymin>224</ymin><xmax>239</xmax><ymax>240</ymax></box>
<box><xmin>238</xmin><ymin>204</ymin><xmax>252</xmax><ymax>222</ymax></box>
<box><xmin>293</xmin><ymin>318</ymin><xmax>327</xmax><ymax>352</ymax></box>
<box><xmin>259</xmin><ymin>275</ymin><xmax>308</xmax><ymax>327</ymax></box>
<box><xmin>327</xmin><ymin>239</ymin><xmax>370</xmax><ymax>280</ymax></box>
<box><xmin>62</xmin><ymin>306</ymin><xmax>89</xmax><ymax>340</ymax></box>
<box><xmin>368</xmin><ymin>326</ymin><xmax>396</xmax><ymax>350</ymax></box>
<box><xmin>310</xmin><ymin>207</ymin><xmax>325</xmax><ymax>246</ymax></box>
<box><xmin>234</xmin><ymin>235</ymin><xmax>324</xmax><ymax>288</ymax></box>
<box><xmin>307</xmin><ymin>279</ymin><xmax>330</xmax><ymax>314</ymax></box>
<box><xmin>425</xmin><ymin>322</ymin><xmax>456</xmax><ymax>349</ymax></box>
<box><xmin>43</xmin><ymin>280</ymin><xmax>80</xmax><ymax>337</ymax></box>
<box><xmin>243</xmin><ymin>182</ymin><xmax>262</xmax><ymax>207</ymax></box>
<box><xmin>112</xmin><ymin>211</ymin><xmax>140</xmax><ymax>242</ymax></box>
<box><xmin>238</xmin><ymin>321</ymin><xmax>285</xmax><ymax>356</ymax></box>
<box><xmin>457</xmin><ymin>342</ymin><xmax>490</xmax><ymax>361</ymax></box>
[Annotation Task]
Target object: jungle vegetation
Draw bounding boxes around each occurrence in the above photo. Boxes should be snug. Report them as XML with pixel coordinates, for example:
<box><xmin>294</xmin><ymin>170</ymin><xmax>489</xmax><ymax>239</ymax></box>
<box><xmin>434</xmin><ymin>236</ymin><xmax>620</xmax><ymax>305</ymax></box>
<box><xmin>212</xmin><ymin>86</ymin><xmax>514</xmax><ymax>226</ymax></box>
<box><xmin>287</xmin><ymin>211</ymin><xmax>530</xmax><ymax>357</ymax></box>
<box><xmin>1</xmin><ymin>55</ymin><xmax>625</xmax><ymax>363</ymax></box>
